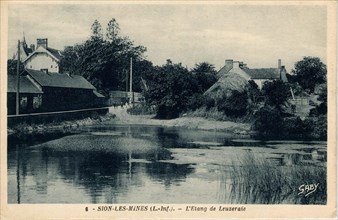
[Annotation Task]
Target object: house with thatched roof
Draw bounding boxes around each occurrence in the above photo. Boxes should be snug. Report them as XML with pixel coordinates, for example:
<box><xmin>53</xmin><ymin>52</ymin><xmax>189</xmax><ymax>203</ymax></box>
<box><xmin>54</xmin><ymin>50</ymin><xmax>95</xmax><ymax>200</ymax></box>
<box><xmin>205</xmin><ymin>59</ymin><xmax>288</xmax><ymax>103</ymax></box>
<box><xmin>216</xmin><ymin>59</ymin><xmax>288</xmax><ymax>89</ymax></box>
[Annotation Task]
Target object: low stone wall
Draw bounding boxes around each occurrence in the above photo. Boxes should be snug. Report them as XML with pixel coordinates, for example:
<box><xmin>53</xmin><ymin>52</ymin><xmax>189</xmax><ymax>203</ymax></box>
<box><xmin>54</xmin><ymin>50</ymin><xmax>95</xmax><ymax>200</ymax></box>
<box><xmin>7</xmin><ymin>107</ymin><xmax>109</xmax><ymax>127</ymax></box>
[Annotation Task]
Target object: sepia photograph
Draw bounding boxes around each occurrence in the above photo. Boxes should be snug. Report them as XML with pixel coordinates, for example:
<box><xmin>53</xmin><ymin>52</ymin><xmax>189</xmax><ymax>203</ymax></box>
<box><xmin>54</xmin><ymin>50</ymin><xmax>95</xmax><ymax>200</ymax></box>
<box><xmin>1</xmin><ymin>1</ymin><xmax>336</xmax><ymax>219</ymax></box>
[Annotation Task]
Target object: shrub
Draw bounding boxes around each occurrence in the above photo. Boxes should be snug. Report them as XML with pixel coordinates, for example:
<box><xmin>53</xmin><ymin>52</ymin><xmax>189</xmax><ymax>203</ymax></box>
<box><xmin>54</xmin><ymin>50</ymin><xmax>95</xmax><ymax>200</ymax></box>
<box><xmin>252</xmin><ymin>106</ymin><xmax>283</xmax><ymax>137</ymax></box>
<box><xmin>204</xmin><ymin>96</ymin><xmax>215</xmax><ymax>110</ymax></box>
<box><xmin>218</xmin><ymin>90</ymin><xmax>249</xmax><ymax>117</ymax></box>
<box><xmin>309</xmin><ymin>102</ymin><xmax>327</xmax><ymax>117</ymax></box>
<box><xmin>262</xmin><ymin>80</ymin><xmax>290</xmax><ymax>109</ymax></box>
<box><xmin>252</xmin><ymin>106</ymin><xmax>327</xmax><ymax>140</ymax></box>
<box><xmin>187</xmin><ymin>94</ymin><xmax>206</xmax><ymax>111</ymax></box>
<box><xmin>281</xmin><ymin>117</ymin><xmax>314</xmax><ymax>139</ymax></box>
<box><xmin>311</xmin><ymin>116</ymin><xmax>327</xmax><ymax>140</ymax></box>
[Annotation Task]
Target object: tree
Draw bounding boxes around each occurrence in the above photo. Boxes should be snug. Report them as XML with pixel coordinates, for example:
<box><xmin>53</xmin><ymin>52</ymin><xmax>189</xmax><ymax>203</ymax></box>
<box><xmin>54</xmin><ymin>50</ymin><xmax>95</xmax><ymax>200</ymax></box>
<box><xmin>59</xmin><ymin>46</ymin><xmax>78</xmax><ymax>73</ymax></box>
<box><xmin>131</xmin><ymin>59</ymin><xmax>155</xmax><ymax>92</ymax></box>
<box><xmin>91</xmin><ymin>20</ymin><xmax>103</xmax><ymax>40</ymax></box>
<box><xmin>309</xmin><ymin>83</ymin><xmax>327</xmax><ymax>116</ymax></box>
<box><xmin>191</xmin><ymin>62</ymin><xmax>217</xmax><ymax>75</ymax></box>
<box><xmin>191</xmin><ymin>62</ymin><xmax>217</xmax><ymax>93</ymax></box>
<box><xmin>106</xmin><ymin>18</ymin><xmax>120</xmax><ymax>42</ymax></box>
<box><xmin>262</xmin><ymin>80</ymin><xmax>290</xmax><ymax>110</ymax></box>
<box><xmin>145</xmin><ymin>61</ymin><xmax>198</xmax><ymax>119</ymax></box>
<box><xmin>7</xmin><ymin>59</ymin><xmax>24</xmax><ymax>75</ymax></box>
<box><xmin>252</xmin><ymin>106</ymin><xmax>283</xmax><ymax>137</ymax></box>
<box><xmin>245</xmin><ymin>80</ymin><xmax>260</xmax><ymax>103</ymax></box>
<box><xmin>292</xmin><ymin>57</ymin><xmax>327</xmax><ymax>93</ymax></box>
<box><xmin>63</xmin><ymin>19</ymin><xmax>149</xmax><ymax>93</ymax></box>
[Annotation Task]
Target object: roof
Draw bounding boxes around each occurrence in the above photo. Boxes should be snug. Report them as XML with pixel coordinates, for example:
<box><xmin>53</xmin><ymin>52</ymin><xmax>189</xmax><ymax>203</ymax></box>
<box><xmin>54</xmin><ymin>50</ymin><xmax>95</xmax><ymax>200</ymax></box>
<box><xmin>204</xmin><ymin>72</ymin><xmax>248</xmax><ymax>99</ymax></box>
<box><xmin>23</xmin><ymin>46</ymin><xmax>62</xmax><ymax>63</ymax></box>
<box><xmin>93</xmin><ymin>90</ymin><xmax>105</xmax><ymax>98</ymax></box>
<box><xmin>47</xmin><ymin>47</ymin><xmax>62</xmax><ymax>61</ymax></box>
<box><xmin>216</xmin><ymin>65</ymin><xmax>233</xmax><ymax>79</ymax></box>
<box><xmin>7</xmin><ymin>74</ymin><xmax>43</xmax><ymax>94</ymax></box>
<box><xmin>26</xmin><ymin>69</ymin><xmax>96</xmax><ymax>90</ymax></box>
<box><xmin>243</xmin><ymin>68</ymin><xmax>280</xmax><ymax>80</ymax></box>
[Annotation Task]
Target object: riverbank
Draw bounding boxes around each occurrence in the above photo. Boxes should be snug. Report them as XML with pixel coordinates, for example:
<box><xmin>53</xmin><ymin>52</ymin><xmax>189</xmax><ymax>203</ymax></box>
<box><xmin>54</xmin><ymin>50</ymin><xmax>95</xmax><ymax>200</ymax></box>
<box><xmin>7</xmin><ymin>107</ymin><xmax>251</xmax><ymax>135</ymax></box>
<box><xmin>104</xmin><ymin>107</ymin><xmax>251</xmax><ymax>134</ymax></box>
<box><xmin>8</xmin><ymin>113</ymin><xmax>116</xmax><ymax>135</ymax></box>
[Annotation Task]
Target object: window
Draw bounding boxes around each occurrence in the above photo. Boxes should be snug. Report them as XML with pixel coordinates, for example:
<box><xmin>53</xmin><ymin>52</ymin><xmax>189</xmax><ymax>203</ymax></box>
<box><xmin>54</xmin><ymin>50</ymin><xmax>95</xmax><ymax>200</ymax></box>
<box><xmin>51</xmin><ymin>65</ymin><xmax>53</xmax><ymax>68</ymax></box>
<box><xmin>20</xmin><ymin>96</ymin><xmax>27</xmax><ymax>109</ymax></box>
<box><xmin>33</xmin><ymin>95</ymin><xmax>42</xmax><ymax>109</ymax></box>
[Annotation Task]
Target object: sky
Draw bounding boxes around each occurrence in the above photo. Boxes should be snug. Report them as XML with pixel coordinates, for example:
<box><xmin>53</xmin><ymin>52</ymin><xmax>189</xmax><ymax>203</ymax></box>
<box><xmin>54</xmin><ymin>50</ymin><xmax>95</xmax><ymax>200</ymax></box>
<box><xmin>7</xmin><ymin>3</ymin><xmax>327</xmax><ymax>72</ymax></box>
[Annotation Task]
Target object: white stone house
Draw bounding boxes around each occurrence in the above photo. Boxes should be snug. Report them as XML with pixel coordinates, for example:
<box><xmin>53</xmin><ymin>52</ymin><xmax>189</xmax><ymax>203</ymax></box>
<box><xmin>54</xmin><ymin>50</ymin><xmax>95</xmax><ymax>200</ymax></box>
<box><xmin>23</xmin><ymin>38</ymin><xmax>62</xmax><ymax>73</ymax></box>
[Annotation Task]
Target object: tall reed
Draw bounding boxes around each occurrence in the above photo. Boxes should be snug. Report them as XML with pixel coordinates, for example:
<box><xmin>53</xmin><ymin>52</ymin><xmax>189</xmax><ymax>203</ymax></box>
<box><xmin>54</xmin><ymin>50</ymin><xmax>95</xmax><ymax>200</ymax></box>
<box><xmin>227</xmin><ymin>152</ymin><xmax>326</xmax><ymax>204</ymax></box>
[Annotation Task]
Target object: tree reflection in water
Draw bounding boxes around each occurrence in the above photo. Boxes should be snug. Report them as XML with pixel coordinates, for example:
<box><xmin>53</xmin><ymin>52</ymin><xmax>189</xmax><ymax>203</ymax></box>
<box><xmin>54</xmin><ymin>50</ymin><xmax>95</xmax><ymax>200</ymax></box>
<box><xmin>8</xmin><ymin>129</ymin><xmax>196</xmax><ymax>203</ymax></box>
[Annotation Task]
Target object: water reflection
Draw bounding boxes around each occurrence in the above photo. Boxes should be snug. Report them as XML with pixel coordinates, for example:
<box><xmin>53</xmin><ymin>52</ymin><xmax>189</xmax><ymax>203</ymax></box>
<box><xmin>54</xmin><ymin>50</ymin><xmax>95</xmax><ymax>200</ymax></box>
<box><xmin>145</xmin><ymin>162</ymin><xmax>194</xmax><ymax>188</ymax></box>
<box><xmin>277</xmin><ymin>149</ymin><xmax>327</xmax><ymax>166</ymax></box>
<box><xmin>8</xmin><ymin>130</ymin><xmax>195</xmax><ymax>203</ymax></box>
<box><xmin>8</xmin><ymin>125</ymin><xmax>327</xmax><ymax>204</ymax></box>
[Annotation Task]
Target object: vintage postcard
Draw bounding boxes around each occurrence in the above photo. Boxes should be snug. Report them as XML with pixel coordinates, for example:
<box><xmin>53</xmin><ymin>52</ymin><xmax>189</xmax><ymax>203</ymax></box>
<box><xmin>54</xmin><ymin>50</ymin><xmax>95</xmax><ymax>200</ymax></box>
<box><xmin>0</xmin><ymin>1</ymin><xmax>336</xmax><ymax>219</ymax></box>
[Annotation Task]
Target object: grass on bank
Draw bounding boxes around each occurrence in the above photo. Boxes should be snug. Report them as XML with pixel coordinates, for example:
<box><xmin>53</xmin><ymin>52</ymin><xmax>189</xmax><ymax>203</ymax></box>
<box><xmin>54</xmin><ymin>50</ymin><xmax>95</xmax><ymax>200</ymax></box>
<box><xmin>185</xmin><ymin>106</ymin><xmax>251</xmax><ymax>123</ymax></box>
<box><xmin>227</xmin><ymin>152</ymin><xmax>326</xmax><ymax>204</ymax></box>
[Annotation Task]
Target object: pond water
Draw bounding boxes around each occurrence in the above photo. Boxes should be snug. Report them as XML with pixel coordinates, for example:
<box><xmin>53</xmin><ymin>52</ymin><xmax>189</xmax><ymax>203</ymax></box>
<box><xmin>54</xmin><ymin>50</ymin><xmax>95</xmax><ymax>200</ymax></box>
<box><xmin>7</xmin><ymin>125</ymin><xmax>327</xmax><ymax>204</ymax></box>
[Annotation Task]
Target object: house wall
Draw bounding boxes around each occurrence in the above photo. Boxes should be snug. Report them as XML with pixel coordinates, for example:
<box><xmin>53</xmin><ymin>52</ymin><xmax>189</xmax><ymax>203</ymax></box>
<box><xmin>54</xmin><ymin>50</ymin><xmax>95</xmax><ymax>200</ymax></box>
<box><xmin>7</xmin><ymin>93</ymin><xmax>42</xmax><ymax>115</ymax></box>
<box><xmin>40</xmin><ymin>88</ymin><xmax>97</xmax><ymax>112</ymax></box>
<box><xmin>253</xmin><ymin>79</ymin><xmax>264</xmax><ymax>89</ymax></box>
<box><xmin>25</xmin><ymin>53</ymin><xmax>59</xmax><ymax>73</ymax></box>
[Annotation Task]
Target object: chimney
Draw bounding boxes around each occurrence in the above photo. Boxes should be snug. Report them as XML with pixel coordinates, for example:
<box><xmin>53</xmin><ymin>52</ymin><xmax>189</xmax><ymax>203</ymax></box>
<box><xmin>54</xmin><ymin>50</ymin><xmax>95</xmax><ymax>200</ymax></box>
<box><xmin>225</xmin><ymin>59</ymin><xmax>233</xmax><ymax>69</ymax></box>
<box><xmin>233</xmin><ymin>61</ymin><xmax>240</xmax><ymax>68</ymax></box>
<box><xmin>30</xmin><ymin>44</ymin><xmax>35</xmax><ymax>51</ymax></box>
<box><xmin>241</xmin><ymin>63</ymin><xmax>248</xmax><ymax>68</ymax></box>
<box><xmin>278</xmin><ymin>59</ymin><xmax>281</xmax><ymax>69</ymax></box>
<box><xmin>37</xmin><ymin>38</ymin><xmax>48</xmax><ymax>49</ymax></box>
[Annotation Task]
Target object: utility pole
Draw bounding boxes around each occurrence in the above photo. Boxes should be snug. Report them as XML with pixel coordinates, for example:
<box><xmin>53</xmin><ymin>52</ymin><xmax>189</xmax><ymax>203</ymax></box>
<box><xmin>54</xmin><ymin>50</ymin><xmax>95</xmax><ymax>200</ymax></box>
<box><xmin>130</xmin><ymin>57</ymin><xmax>134</xmax><ymax>105</ymax></box>
<box><xmin>16</xmin><ymin>40</ymin><xmax>20</xmax><ymax>115</ymax></box>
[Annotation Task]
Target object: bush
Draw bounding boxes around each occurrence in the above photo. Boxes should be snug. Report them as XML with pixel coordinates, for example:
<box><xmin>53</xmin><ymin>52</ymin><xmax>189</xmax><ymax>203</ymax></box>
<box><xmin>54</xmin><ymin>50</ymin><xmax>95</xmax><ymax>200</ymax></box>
<box><xmin>218</xmin><ymin>90</ymin><xmax>249</xmax><ymax>117</ymax></box>
<box><xmin>311</xmin><ymin>116</ymin><xmax>327</xmax><ymax>140</ymax></box>
<box><xmin>252</xmin><ymin>106</ymin><xmax>283</xmax><ymax>137</ymax></box>
<box><xmin>281</xmin><ymin>117</ymin><xmax>313</xmax><ymax>139</ymax></box>
<box><xmin>187</xmin><ymin>106</ymin><xmax>228</xmax><ymax>121</ymax></box>
<box><xmin>187</xmin><ymin>94</ymin><xmax>206</xmax><ymax>111</ymax></box>
<box><xmin>155</xmin><ymin>105</ymin><xmax>180</xmax><ymax>119</ymax></box>
<box><xmin>262</xmin><ymin>80</ymin><xmax>290</xmax><ymax>109</ymax></box>
<box><xmin>204</xmin><ymin>96</ymin><xmax>215</xmax><ymax>110</ymax></box>
<box><xmin>309</xmin><ymin>102</ymin><xmax>327</xmax><ymax>117</ymax></box>
<box><xmin>253</xmin><ymin>106</ymin><xmax>327</xmax><ymax>140</ymax></box>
